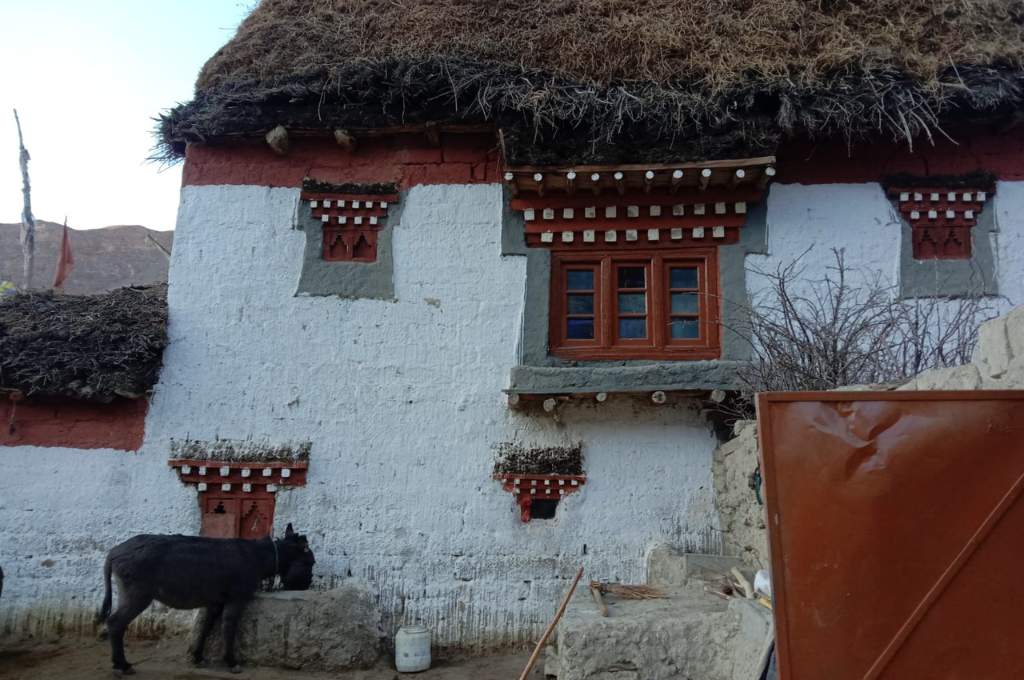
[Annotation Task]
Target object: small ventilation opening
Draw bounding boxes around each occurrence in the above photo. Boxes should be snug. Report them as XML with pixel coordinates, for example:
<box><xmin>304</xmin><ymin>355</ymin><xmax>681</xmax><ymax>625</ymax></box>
<box><xmin>530</xmin><ymin>499</ymin><xmax>559</xmax><ymax>520</ymax></box>
<box><xmin>213</xmin><ymin>502</ymin><xmax>227</xmax><ymax>514</ymax></box>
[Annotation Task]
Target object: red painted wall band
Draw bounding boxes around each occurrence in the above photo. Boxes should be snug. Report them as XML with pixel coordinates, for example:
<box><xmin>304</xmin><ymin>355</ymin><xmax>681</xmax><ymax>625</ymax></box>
<box><xmin>0</xmin><ymin>398</ymin><xmax>148</xmax><ymax>452</ymax></box>
<box><xmin>182</xmin><ymin>127</ymin><xmax>1024</xmax><ymax>189</ymax></box>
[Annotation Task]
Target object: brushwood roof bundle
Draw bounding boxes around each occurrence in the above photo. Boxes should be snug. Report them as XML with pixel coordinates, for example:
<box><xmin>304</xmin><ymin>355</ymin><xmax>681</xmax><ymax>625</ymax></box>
<box><xmin>0</xmin><ymin>285</ymin><xmax>168</xmax><ymax>402</ymax></box>
<box><xmin>158</xmin><ymin>0</ymin><xmax>1024</xmax><ymax>163</ymax></box>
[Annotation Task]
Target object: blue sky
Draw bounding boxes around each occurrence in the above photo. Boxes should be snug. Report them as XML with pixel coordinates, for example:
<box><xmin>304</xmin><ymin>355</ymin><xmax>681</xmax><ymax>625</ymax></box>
<box><xmin>0</xmin><ymin>1</ymin><xmax>253</xmax><ymax>231</ymax></box>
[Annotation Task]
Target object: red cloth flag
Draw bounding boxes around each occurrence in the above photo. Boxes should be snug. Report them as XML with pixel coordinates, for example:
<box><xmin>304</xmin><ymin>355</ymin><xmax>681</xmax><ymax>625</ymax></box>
<box><xmin>53</xmin><ymin>221</ymin><xmax>75</xmax><ymax>290</ymax></box>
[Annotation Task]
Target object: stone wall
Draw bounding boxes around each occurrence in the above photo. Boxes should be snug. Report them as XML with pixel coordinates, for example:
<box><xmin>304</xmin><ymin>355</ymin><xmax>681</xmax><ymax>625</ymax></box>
<box><xmin>712</xmin><ymin>421</ymin><xmax>769</xmax><ymax>569</ymax></box>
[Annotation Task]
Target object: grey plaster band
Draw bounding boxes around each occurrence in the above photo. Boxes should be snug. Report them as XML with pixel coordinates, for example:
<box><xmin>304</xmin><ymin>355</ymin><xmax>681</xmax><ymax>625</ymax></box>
<box><xmin>510</xmin><ymin>200</ymin><xmax>768</xmax><ymax>393</ymax></box>
<box><xmin>509</xmin><ymin>361</ymin><xmax>746</xmax><ymax>394</ymax></box>
<box><xmin>501</xmin><ymin>185</ymin><xmax>529</xmax><ymax>257</ymax></box>
<box><xmin>898</xmin><ymin>202</ymin><xmax>998</xmax><ymax>298</ymax></box>
<box><xmin>294</xmin><ymin>191</ymin><xmax>408</xmax><ymax>299</ymax></box>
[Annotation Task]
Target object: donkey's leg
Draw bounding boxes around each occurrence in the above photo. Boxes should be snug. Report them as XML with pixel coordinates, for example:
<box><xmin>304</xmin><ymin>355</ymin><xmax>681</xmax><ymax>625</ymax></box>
<box><xmin>106</xmin><ymin>585</ymin><xmax>153</xmax><ymax>676</ymax></box>
<box><xmin>189</xmin><ymin>603</ymin><xmax>224</xmax><ymax>666</ymax></box>
<box><xmin>221</xmin><ymin>600</ymin><xmax>248</xmax><ymax>673</ymax></box>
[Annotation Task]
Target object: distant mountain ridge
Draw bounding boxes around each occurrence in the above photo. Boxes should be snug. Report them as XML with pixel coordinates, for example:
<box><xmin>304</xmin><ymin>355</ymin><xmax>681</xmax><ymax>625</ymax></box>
<box><xmin>0</xmin><ymin>221</ymin><xmax>173</xmax><ymax>294</ymax></box>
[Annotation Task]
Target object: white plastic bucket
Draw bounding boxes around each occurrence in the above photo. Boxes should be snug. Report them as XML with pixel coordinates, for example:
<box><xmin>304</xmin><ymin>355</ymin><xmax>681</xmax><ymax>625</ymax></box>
<box><xmin>395</xmin><ymin>625</ymin><xmax>431</xmax><ymax>672</ymax></box>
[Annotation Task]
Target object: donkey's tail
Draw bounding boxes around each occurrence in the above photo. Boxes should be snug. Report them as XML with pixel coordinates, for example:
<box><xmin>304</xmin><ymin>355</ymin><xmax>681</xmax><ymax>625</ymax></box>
<box><xmin>96</xmin><ymin>555</ymin><xmax>113</xmax><ymax>624</ymax></box>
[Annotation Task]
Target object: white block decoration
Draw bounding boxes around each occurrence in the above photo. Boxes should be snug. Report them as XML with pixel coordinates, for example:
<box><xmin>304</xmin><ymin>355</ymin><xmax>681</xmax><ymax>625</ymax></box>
<box><xmin>267</xmin><ymin>484</ymin><xmax>278</xmax><ymax>493</ymax></box>
<box><xmin>647</xmin><ymin>229</ymin><xmax>660</xmax><ymax>241</ymax></box>
<box><xmin>241</xmin><ymin>468</ymin><xmax>252</xmax><ymax>478</ymax></box>
<box><xmin>625</xmin><ymin>230</ymin><xmax>638</xmax><ymax>241</ymax></box>
<box><xmin>221</xmin><ymin>483</ymin><xmax>232</xmax><ymax>491</ymax></box>
<box><xmin>583</xmin><ymin>230</ymin><xmax>596</xmax><ymax>242</ymax></box>
<box><xmin>605</xmin><ymin>230</ymin><xmax>617</xmax><ymax>242</ymax></box>
<box><xmin>694</xmin><ymin>204</ymin><xmax>706</xmax><ymax>215</ymax></box>
<box><xmin>712</xmin><ymin>226</ymin><xmax>726</xmax><ymax>239</ymax></box>
<box><xmin>584</xmin><ymin>206</ymin><xmax>596</xmax><ymax>219</ymax></box>
<box><xmin>310</xmin><ymin>200</ymin><xmax>319</xmax><ymax>209</ymax></box>
<box><xmin>649</xmin><ymin>205</ymin><xmax>662</xmax><ymax>217</ymax></box>
<box><xmin>672</xmin><ymin>204</ymin><xmax>685</xmax><ymax>216</ymax></box>
<box><xmin>321</xmin><ymin>215</ymin><xmax>330</xmax><ymax>223</ymax></box>
<box><xmin>735</xmin><ymin>202</ymin><xmax>747</xmax><ymax>214</ymax></box>
<box><xmin>323</xmin><ymin>200</ymin><xmax>332</xmax><ymax>208</ymax></box>
<box><xmin>281</xmin><ymin>468</ymin><xmax>292</xmax><ymax>479</ymax></box>
<box><xmin>181</xmin><ymin>465</ymin><xmax>192</xmax><ymax>474</ymax></box>
<box><xmin>714</xmin><ymin>202</ymin><xmax>727</xmax><ymax>214</ymax></box>
<box><xmin>199</xmin><ymin>466</ymin><xmax>207</xmax><ymax>476</ymax></box>
<box><xmin>692</xmin><ymin>227</ymin><xmax>705</xmax><ymax>239</ymax></box>
<box><xmin>543</xmin><ymin>208</ymin><xmax>555</xmax><ymax>220</ymax></box>
<box><xmin>541</xmin><ymin>232</ymin><xmax>554</xmax><ymax>243</ymax></box>
<box><xmin>524</xmin><ymin>209</ymin><xmax>536</xmax><ymax>221</ymax></box>
<box><xmin>197</xmin><ymin>482</ymin><xmax>208</xmax><ymax>491</ymax></box>
<box><xmin>670</xmin><ymin>228</ymin><xmax>683</xmax><ymax>240</ymax></box>
<box><xmin>220</xmin><ymin>466</ymin><xmax>230</xmax><ymax>476</ymax></box>
<box><xmin>263</xmin><ymin>468</ymin><xmax>273</xmax><ymax>477</ymax></box>
<box><xmin>605</xmin><ymin>206</ymin><xmax>617</xmax><ymax>218</ymax></box>
<box><xmin>561</xmin><ymin>231</ymin><xmax>574</xmax><ymax>243</ymax></box>
<box><xmin>627</xmin><ymin>205</ymin><xmax>640</xmax><ymax>218</ymax></box>
<box><xmin>563</xmin><ymin>208</ymin><xmax>575</xmax><ymax>219</ymax></box>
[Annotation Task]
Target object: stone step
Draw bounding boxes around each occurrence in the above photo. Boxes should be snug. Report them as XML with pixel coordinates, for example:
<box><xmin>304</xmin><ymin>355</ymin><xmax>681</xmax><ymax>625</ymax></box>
<box><xmin>553</xmin><ymin>583</ymin><xmax>771</xmax><ymax>680</ymax></box>
<box><xmin>647</xmin><ymin>546</ymin><xmax>745</xmax><ymax>587</ymax></box>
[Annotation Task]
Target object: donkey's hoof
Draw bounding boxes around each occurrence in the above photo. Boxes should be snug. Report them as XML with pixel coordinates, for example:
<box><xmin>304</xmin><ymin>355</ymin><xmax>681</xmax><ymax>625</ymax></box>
<box><xmin>112</xmin><ymin>665</ymin><xmax>136</xmax><ymax>677</ymax></box>
<box><xmin>229</xmin><ymin>665</ymin><xmax>243</xmax><ymax>674</ymax></box>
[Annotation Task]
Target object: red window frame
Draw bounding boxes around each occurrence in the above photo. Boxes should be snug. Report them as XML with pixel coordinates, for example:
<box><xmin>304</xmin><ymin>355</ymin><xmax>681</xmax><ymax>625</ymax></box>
<box><xmin>549</xmin><ymin>249</ymin><xmax>721</xmax><ymax>360</ymax></box>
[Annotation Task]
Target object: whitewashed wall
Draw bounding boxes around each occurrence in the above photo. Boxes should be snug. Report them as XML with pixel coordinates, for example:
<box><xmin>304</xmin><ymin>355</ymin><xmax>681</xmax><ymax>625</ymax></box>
<box><xmin>752</xmin><ymin>181</ymin><xmax>1024</xmax><ymax>307</ymax></box>
<box><xmin>5</xmin><ymin>178</ymin><xmax>1024</xmax><ymax>648</ymax></box>
<box><xmin>0</xmin><ymin>184</ymin><xmax>718</xmax><ymax>648</ymax></box>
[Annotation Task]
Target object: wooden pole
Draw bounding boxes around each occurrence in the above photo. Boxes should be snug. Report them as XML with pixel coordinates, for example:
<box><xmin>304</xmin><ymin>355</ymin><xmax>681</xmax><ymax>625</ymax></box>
<box><xmin>13</xmin><ymin>109</ymin><xmax>35</xmax><ymax>290</ymax></box>
<box><xmin>517</xmin><ymin>567</ymin><xmax>584</xmax><ymax>680</ymax></box>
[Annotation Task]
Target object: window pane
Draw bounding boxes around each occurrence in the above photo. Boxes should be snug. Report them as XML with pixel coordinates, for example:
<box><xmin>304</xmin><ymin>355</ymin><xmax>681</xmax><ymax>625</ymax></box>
<box><xmin>567</xmin><ymin>270</ymin><xmax>594</xmax><ymax>291</ymax></box>
<box><xmin>619</xmin><ymin>318</ymin><xmax>647</xmax><ymax>339</ymax></box>
<box><xmin>671</xmin><ymin>293</ymin><xmax>699</xmax><ymax>315</ymax></box>
<box><xmin>567</xmin><ymin>318</ymin><xmax>594</xmax><ymax>339</ymax></box>
<box><xmin>671</xmin><ymin>267</ymin><xmax>699</xmax><ymax>289</ymax></box>
<box><xmin>617</xmin><ymin>267</ymin><xmax>645</xmax><ymax>289</ymax></box>
<box><xmin>617</xmin><ymin>293</ymin><xmax>647</xmax><ymax>314</ymax></box>
<box><xmin>670</xmin><ymin>318</ymin><xmax>700</xmax><ymax>339</ymax></box>
<box><xmin>567</xmin><ymin>294</ymin><xmax>594</xmax><ymax>314</ymax></box>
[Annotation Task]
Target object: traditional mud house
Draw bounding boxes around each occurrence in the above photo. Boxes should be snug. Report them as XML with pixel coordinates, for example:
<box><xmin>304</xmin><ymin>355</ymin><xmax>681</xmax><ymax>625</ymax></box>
<box><xmin>4</xmin><ymin>0</ymin><xmax>1024</xmax><ymax>651</ymax></box>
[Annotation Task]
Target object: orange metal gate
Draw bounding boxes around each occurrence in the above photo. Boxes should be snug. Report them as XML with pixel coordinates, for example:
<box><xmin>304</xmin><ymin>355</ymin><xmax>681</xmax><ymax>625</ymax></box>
<box><xmin>757</xmin><ymin>391</ymin><xmax>1024</xmax><ymax>680</ymax></box>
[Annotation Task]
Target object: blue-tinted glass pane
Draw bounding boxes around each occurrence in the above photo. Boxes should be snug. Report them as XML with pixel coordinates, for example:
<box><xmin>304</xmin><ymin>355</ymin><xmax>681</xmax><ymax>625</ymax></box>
<box><xmin>671</xmin><ymin>267</ymin><xmax>699</xmax><ymax>289</ymax></box>
<box><xmin>567</xmin><ymin>318</ymin><xmax>594</xmax><ymax>339</ymax></box>
<box><xmin>567</xmin><ymin>270</ymin><xmax>594</xmax><ymax>291</ymax></box>
<box><xmin>670</xmin><ymin>318</ymin><xmax>700</xmax><ymax>339</ymax></box>
<box><xmin>619</xmin><ymin>318</ymin><xmax>647</xmax><ymax>338</ymax></box>
<box><xmin>671</xmin><ymin>293</ymin><xmax>699</xmax><ymax>315</ymax></box>
<box><xmin>568</xmin><ymin>294</ymin><xmax>594</xmax><ymax>314</ymax></box>
<box><xmin>618</xmin><ymin>293</ymin><xmax>646</xmax><ymax>314</ymax></box>
<box><xmin>618</xmin><ymin>267</ymin><xmax>645</xmax><ymax>289</ymax></box>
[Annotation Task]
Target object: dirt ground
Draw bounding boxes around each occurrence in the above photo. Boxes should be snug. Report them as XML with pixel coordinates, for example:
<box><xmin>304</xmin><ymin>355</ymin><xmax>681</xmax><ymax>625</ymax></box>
<box><xmin>0</xmin><ymin>637</ymin><xmax>540</xmax><ymax>680</ymax></box>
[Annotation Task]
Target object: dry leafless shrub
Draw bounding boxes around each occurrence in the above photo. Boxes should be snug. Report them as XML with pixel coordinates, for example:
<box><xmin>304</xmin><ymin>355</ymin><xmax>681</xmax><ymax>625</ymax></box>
<box><xmin>731</xmin><ymin>248</ymin><xmax>999</xmax><ymax>401</ymax></box>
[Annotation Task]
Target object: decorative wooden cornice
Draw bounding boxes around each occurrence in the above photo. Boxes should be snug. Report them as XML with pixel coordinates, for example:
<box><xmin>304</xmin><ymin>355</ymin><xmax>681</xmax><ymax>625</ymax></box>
<box><xmin>504</xmin><ymin>158</ymin><xmax>774</xmax><ymax>249</ymax></box>
<box><xmin>301</xmin><ymin>192</ymin><xmax>400</xmax><ymax>262</ymax></box>
<box><xmin>885</xmin><ymin>186</ymin><xmax>993</xmax><ymax>260</ymax></box>
<box><xmin>169</xmin><ymin>459</ymin><xmax>309</xmax><ymax>494</ymax></box>
<box><xmin>494</xmin><ymin>473</ymin><xmax>586</xmax><ymax>522</ymax></box>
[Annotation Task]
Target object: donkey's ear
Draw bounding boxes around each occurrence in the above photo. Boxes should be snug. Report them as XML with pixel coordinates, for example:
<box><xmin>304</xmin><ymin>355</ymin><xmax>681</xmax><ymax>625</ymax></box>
<box><xmin>285</xmin><ymin>523</ymin><xmax>295</xmax><ymax>537</ymax></box>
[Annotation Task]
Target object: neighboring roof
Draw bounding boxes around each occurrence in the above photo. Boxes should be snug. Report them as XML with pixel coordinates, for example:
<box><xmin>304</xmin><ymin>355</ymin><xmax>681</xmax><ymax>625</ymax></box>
<box><xmin>158</xmin><ymin>0</ymin><xmax>1024</xmax><ymax>164</ymax></box>
<box><xmin>0</xmin><ymin>285</ymin><xmax>168</xmax><ymax>402</ymax></box>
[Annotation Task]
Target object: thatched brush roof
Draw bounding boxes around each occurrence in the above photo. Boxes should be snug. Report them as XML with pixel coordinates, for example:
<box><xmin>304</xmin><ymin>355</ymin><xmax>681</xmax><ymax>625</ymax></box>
<box><xmin>0</xmin><ymin>285</ymin><xmax>168</xmax><ymax>402</ymax></box>
<box><xmin>158</xmin><ymin>0</ymin><xmax>1024</xmax><ymax>163</ymax></box>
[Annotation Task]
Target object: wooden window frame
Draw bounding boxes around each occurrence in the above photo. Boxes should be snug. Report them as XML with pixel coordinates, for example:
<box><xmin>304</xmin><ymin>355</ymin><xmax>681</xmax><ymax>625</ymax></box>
<box><xmin>549</xmin><ymin>248</ymin><xmax>721</xmax><ymax>360</ymax></box>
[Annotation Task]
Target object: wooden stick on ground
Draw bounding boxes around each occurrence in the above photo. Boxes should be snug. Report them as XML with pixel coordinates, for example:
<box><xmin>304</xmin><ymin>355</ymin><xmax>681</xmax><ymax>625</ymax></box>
<box><xmin>518</xmin><ymin>567</ymin><xmax>585</xmax><ymax>680</ymax></box>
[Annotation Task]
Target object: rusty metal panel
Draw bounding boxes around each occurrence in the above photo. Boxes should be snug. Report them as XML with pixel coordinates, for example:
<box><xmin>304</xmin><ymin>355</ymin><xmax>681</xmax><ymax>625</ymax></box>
<box><xmin>757</xmin><ymin>391</ymin><xmax>1024</xmax><ymax>680</ymax></box>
